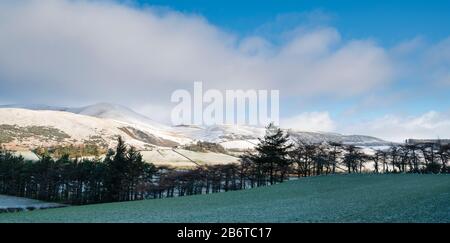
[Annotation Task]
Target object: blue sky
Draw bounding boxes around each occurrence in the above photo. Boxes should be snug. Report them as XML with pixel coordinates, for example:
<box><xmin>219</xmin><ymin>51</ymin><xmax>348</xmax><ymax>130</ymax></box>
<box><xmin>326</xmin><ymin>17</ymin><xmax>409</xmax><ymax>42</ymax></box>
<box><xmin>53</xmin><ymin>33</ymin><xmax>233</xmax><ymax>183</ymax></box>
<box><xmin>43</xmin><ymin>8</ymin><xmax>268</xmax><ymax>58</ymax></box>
<box><xmin>133</xmin><ymin>0</ymin><xmax>450</xmax><ymax>44</ymax></box>
<box><xmin>0</xmin><ymin>0</ymin><xmax>450</xmax><ymax>141</ymax></box>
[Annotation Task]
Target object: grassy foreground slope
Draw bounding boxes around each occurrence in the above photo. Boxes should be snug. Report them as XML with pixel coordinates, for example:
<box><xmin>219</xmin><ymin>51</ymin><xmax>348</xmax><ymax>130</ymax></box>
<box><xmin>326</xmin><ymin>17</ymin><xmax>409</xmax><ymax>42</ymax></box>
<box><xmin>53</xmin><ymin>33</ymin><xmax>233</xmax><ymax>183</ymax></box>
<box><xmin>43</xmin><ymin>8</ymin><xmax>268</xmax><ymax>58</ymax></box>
<box><xmin>0</xmin><ymin>174</ymin><xmax>449</xmax><ymax>223</ymax></box>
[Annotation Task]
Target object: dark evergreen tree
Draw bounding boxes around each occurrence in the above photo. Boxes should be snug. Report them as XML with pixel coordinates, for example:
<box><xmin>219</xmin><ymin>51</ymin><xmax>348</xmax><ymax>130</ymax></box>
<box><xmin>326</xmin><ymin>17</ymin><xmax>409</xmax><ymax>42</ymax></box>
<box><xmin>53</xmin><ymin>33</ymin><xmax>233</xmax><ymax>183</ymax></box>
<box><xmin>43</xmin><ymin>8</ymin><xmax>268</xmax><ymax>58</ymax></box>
<box><xmin>249</xmin><ymin>123</ymin><xmax>292</xmax><ymax>184</ymax></box>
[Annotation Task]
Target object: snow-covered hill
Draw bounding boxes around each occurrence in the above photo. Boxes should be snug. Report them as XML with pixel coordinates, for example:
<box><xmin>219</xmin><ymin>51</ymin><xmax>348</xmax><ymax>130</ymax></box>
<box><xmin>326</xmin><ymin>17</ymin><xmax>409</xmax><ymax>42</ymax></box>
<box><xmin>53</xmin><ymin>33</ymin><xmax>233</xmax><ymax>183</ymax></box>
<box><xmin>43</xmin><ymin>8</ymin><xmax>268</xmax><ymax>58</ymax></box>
<box><xmin>172</xmin><ymin>124</ymin><xmax>264</xmax><ymax>150</ymax></box>
<box><xmin>173</xmin><ymin>124</ymin><xmax>391</xmax><ymax>150</ymax></box>
<box><xmin>0</xmin><ymin>108</ymin><xmax>191</xmax><ymax>150</ymax></box>
<box><xmin>70</xmin><ymin>103</ymin><xmax>170</xmax><ymax>131</ymax></box>
<box><xmin>0</xmin><ymin>103</ymin><xmax>392</xmax><ymax>167</ymax></box>
<box><xmin>287</xmin><ymin>130</ymin><xmax>390</xmax><ymax>147</ymax></box>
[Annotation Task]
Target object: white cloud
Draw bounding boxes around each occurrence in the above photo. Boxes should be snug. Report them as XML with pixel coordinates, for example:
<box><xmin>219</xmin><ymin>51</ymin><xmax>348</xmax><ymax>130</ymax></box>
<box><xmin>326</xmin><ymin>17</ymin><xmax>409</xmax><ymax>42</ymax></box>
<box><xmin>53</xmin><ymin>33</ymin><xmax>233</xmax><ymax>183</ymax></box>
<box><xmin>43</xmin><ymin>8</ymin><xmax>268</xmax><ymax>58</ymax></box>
<box><xmin>343</xmin><ymin>111</ymin><xmax>450</xmax><ymax>142</ymax></box>
<box><xmin>281</xmin><ymin>111</ymin><xmax>335</xmax><ymax>132</ymax></box>
<box><xmin>391</xmin><ymin>37</ymin><xmax>425</xmax><ymax>55</ymax></box>
<box><xmin>425</xmin><ymin>37</ymin><xmax>450</xmax><ymax>85</ymax></box>
<box><xmin>391</xmin><ymin>36</ymin><xmax>450</xmax><ymax>87</ymax></box>
<box><xmin>0</xmin><ymin>0</ymin><xmax>394</xmax><ymax>107</ymax></box>
<box><xmin>278</xmin><ymin>110</ymin><xmax>450</xmax><ymax>142</ymax></box>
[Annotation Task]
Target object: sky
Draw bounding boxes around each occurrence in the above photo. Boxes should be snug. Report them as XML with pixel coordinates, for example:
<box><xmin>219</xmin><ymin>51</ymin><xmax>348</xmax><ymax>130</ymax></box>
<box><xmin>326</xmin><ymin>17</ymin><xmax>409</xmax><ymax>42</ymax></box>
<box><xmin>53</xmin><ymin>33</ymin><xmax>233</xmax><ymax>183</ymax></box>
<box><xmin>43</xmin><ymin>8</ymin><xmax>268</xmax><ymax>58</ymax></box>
<box><xmin>0</xmin><ymin>0</ymin><xmax>450</xmax><ymax>142</ymax></box>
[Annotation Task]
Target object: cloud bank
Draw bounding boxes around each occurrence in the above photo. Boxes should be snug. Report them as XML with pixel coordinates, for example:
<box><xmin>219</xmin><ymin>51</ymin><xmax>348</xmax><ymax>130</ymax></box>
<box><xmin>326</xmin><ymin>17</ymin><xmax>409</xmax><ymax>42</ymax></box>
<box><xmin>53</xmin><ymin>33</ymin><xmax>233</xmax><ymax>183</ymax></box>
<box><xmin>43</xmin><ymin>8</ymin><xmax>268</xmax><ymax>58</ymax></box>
<box><xmin>0</xmin><ymin>0</ymin><xmax>393</xmax><ymax>105</ymax></box>
<box><xmin>281</xmin><ymin>111</ymin><xmax>335</xmax><ymax>132</ymax></box>
<box><xmin>341</xmin><ymin>111</ymin><xmax>450</xmax><ymax>142</ymax></box>
<box><xmin>281</xmin><ymin>110</ymin><xmax>450</xmax><ymax>142</ymax></box>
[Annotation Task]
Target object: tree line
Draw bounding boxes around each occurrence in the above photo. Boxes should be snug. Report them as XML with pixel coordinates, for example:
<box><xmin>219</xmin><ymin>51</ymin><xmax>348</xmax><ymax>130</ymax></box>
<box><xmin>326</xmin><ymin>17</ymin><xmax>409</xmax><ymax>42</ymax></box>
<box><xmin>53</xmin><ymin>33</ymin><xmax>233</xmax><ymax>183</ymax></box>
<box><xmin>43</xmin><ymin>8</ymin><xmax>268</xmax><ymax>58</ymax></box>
<box><xmin>0</xmin><ymin>124</ymin><xmax>449</xmax><ymax>205</ymax></box>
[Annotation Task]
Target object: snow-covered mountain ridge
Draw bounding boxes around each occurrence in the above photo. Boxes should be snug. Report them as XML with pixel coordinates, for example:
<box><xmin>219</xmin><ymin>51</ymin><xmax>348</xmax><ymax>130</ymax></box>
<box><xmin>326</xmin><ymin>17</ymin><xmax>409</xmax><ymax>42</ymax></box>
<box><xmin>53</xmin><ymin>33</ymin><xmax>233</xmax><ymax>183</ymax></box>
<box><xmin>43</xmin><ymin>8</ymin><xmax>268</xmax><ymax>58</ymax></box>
<box><xmin>0</xmin><ymin>103</ymin><xmax>392</xmax><ymax>152</ymax></box>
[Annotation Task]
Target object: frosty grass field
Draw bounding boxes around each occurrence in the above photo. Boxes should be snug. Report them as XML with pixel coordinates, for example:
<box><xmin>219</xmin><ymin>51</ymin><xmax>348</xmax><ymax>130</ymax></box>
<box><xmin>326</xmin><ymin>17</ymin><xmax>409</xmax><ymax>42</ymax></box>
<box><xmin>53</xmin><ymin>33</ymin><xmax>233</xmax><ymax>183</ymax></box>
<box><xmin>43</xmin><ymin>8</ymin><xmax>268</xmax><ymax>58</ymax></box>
<box><xmin>0</xmin><ymin>174</ymin><xmax>449</xmax><ymax>223</ymax></box>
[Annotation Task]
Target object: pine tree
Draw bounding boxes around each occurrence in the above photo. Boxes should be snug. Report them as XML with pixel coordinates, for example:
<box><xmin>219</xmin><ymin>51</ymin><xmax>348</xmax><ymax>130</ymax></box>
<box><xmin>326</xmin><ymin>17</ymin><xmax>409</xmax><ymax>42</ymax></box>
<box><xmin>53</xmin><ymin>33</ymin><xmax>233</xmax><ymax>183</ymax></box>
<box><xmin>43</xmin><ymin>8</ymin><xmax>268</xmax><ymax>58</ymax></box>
<box><xmin>252</xmin><ymin>123</ymin><xmax>293</xmax><ymax>185</ymax></box>
<box><xmin>126</xmin><ymin>146</ymin><xmax>146</xmax><ymax>201</ymax></box>
<box><xmin>104</xmin><ymin>136</ymin><xmax>127</xmax><ymax>202</ymax></box>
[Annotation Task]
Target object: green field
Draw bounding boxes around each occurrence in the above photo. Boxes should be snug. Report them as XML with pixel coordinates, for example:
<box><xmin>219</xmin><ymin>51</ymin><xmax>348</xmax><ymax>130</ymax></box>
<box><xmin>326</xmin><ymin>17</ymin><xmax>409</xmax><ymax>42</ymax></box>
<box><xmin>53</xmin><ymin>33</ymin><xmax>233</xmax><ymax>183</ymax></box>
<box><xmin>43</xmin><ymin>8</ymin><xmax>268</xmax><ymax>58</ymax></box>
<box><xmin>0</xmin><ymin>174</ymin><xmax>449</xmax><ymax>223</ymax></box>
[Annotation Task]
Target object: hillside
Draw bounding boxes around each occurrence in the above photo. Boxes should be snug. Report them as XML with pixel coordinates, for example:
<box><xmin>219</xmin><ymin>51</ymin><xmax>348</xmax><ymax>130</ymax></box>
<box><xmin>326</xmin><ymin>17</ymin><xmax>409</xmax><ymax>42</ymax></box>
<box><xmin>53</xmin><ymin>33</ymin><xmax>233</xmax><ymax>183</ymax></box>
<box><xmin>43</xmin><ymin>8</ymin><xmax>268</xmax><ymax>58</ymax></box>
<box><xmin>0</xmin><ymin>103</ymin><xmax>391</xmax><ymax>148</ymax></box>
<box><xmin>1</xmin><ymin>174</ymin><xmax>448</xmax><ymax>223</ymax></box>
<box><xmin>0</xmin><ymin>103</ymin><xmax>392</xmax><ymax>167</ymax></box>
<box><xmin>69</xmin><ymin>103</ymin><xmax>171</xmax><ymax>131</ymax></box>
<box><xmin>0</xmin><ymin>108</ymin><xmax>191</xmax><ymax>150</ymax></box>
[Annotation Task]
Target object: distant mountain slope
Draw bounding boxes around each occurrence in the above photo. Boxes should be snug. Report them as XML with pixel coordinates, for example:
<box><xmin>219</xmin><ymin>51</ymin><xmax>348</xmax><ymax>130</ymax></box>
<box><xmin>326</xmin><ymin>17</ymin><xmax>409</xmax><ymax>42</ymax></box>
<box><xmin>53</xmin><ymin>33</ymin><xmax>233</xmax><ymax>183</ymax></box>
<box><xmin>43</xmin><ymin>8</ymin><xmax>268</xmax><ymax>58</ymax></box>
<box><xmin>0</xmin><ymin>103</ymin><xmax>391</xmax><ymax>153</ymax></box>
<box><xmin>0</xmin><ymin>108</ymin><xmax>190</xmax><ymax>150</ymax></box>
<box><xmin>0</xmin><ymin>104</ymin><xmax>395</xmax><ymax>167</ymax></box>
<box><xmin>70</xmin><ymin>103</ymin><xmax>170</xmax><ymax>131</ymax></box>
<box><xmin>287</xmin><ymin>130</ymin><xmax>390</xmax><ymax>146</ymax></box>
<box><xmin>172</xmin><ymin>124</ymin><xmax>265</xmax><ymax>143</ymax></box>
<box><xmin>173</xmin><ymin>124</ymin><xmax>391</xmax><ymax>150</ymax></box>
